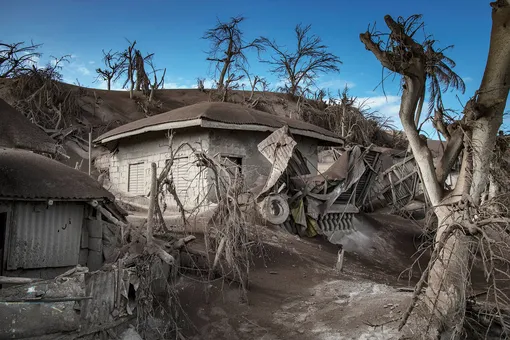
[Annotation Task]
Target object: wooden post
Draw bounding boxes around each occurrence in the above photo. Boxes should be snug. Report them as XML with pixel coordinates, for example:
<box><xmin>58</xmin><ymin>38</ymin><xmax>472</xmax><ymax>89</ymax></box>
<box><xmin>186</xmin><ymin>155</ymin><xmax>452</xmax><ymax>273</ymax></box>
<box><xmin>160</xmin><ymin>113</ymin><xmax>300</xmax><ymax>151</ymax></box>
<box><xmin>88</xmin><ymin>130</ymin><xmax>92</xmax><ymax>176</ymax></box>
<box><xmin>147</xmin><ymin>163</ymin><xmax>157</xmax><ymax>246</ymax></box>
<box><xmin>115</xmin><ymin>260</ymin><xmax>123</xmax><ymax>309</ymax></box>
<box><xmin>335</xmin><ymin>247</ymin><xmax>345</xmax><ymax>272</ymax></box>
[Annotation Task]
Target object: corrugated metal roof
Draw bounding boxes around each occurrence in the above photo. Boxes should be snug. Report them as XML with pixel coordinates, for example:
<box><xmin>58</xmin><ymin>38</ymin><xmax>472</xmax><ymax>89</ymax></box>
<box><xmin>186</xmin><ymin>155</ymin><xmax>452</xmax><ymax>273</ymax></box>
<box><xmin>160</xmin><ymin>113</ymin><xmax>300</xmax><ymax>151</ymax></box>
<box><xmin>95</xmin><ymin>101</ymin><xmax>343</xmax><ymax>145</ymax></box>
<box><xmin>0</xmin><ymin>148</ymin><xmax>114</xmax><ymax>200</ymax></box>
<box><xmin>82</xmin><ymin>269</ymin><xmax>117</xmax><ymax>325</ymax></box>
<box><xmin>7</xmin><ymin>201</ymin><xmax>84</xmax><ymax>269</ymax></box>
<box><xmin>0</xmin><ymin>98</ymin><xmax>56</xmax><ymax>155</ymax></box>
<box><xmin>82</xmin><ymin>266</ymin><xmax>137</xmax><ymax>325</ymax></box>
<box><xmin>257</xmin><ymin>126</ymin><xmax>297</xmax><ymax>197</ymax></box>
<box><xmin>336</xmin><ymin>149</ymin><xmax>380</xmax><ymax>206</ymax></box>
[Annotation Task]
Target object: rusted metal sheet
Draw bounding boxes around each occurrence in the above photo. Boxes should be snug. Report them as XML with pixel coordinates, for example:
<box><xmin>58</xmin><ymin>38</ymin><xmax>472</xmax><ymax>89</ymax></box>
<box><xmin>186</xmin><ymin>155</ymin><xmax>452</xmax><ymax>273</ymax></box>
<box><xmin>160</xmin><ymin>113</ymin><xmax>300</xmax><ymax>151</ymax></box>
<box><xmin>82</xmin><ymin>266</ymin><xmax>137</xmax><ymax>325</ymax></box>
<box><xmin>365</xmin><ymin>154</ymin><xmax>419</xmax><ymax>209</ymax></box>
<box><xmin>82</xmin><ymin>269</ymin><xmax>117</xmax><ymax>325</ymax></box>
<box><xmin>333</xmin><ymin>149</ymin><xmax>380</xmax><ymax>206</ymax></box>
<box><xmin>257</xmin><ymin>126</ymin><xmax>297</xmax><ymax>198</ymax></box>
<box><xmin>7</xmin><ymin>202</ymin><xmax>84</xmax><ymax>270</ymax></box>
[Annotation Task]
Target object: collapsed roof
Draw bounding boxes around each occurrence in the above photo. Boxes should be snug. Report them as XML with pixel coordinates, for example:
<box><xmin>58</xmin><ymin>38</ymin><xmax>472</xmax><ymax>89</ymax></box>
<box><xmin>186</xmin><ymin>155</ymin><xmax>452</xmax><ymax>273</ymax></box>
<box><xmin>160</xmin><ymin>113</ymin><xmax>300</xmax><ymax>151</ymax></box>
<box><xmin>0</xmin><ymin>98</ymin><xmax>56</xmax><ymax>155</ymax></box>
<box><xmin>95</xmin><ymin>101</ymin><xmax>344</xmax><ymax>146</ymax></box>
<box><xmin>0</xmin><ymin>148</ymin><xmax>114</xmax><ymax>201</ymax></box>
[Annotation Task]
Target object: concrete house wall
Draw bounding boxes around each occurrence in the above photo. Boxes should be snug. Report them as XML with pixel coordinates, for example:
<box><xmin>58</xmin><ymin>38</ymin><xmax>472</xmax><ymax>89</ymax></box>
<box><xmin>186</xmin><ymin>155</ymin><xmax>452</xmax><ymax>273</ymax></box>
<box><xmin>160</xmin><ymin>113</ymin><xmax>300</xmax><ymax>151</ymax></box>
<box><xmin>96</xmin><ymin>128</ymin><xmax>210</xmax><ymax>210</ymax></box>
<box><xmin>209</xmin><ymin>129</ymin><xmax>319</xmax><ymax>185</ymax></box>
<box><xmin>97</xmin><ymin>128</ymin><xmax>320</xmax><ymax>210</ymax></box>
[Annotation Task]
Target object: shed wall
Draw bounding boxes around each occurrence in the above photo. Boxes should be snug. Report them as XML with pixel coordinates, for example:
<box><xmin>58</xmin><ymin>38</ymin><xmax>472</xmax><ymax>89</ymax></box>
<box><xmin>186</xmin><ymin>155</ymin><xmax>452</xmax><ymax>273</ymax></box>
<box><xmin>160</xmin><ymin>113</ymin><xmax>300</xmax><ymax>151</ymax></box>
<box><xmin>7</xmin><ymin>201</ymin><xmax>85</xmax><ymax>270</ymax></box>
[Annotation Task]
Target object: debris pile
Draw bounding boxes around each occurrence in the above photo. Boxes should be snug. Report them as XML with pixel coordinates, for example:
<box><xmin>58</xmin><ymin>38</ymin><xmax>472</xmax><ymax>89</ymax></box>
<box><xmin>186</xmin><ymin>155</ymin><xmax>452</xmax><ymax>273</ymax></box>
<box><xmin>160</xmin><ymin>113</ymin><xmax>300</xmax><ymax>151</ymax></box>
<box><xmin>364</xmin><ymin>152</ymin><xmax>424</xmax><ymax>214</ymax></box>
<box><xmin>0</xmin><ymin>200</ymin><xmax>196</xmax><ymax>339</ymax></box>
<box><xmin>253</xmin><ymin>126</ymin><xmax>381</xmax><ymax>244</ymax></box>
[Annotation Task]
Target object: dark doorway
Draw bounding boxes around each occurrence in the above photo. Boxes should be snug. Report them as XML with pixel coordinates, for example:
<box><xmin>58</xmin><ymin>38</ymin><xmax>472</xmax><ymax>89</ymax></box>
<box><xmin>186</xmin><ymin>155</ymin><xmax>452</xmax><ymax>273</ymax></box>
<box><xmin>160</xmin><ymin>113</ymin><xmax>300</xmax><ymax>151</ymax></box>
<box><xmin>218</xmin><ymin>156</ymin><xmax>243</xmax><ymax>197</ymax></box>
<box><xmin>0</xmin><ymin>212</ymin><xmax>7</xmax><ymax>278</ymax></box>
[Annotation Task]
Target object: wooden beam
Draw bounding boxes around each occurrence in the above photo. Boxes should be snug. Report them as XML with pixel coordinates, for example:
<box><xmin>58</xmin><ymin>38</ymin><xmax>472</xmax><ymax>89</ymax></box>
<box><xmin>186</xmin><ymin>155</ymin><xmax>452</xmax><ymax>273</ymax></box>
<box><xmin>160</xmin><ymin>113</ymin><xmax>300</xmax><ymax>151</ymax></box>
<box><xmin>0</xmin><ymin>276</ymin><xmax>43</xmax><ymax>285</ymax></box>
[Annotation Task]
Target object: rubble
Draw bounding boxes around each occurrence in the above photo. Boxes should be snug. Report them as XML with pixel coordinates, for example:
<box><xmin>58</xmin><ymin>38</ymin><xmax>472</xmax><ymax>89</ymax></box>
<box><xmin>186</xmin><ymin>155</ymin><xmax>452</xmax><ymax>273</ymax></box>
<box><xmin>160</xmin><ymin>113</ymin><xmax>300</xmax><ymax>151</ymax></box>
<box><xmin>254</xmin><ymin>126</ymin><xmax>381</xmax><ymax>244</ymax></box>
<box><xmin>0</xmin><ymin>269</ymin><xmax>85</xmax><ymax>338</ymax></box>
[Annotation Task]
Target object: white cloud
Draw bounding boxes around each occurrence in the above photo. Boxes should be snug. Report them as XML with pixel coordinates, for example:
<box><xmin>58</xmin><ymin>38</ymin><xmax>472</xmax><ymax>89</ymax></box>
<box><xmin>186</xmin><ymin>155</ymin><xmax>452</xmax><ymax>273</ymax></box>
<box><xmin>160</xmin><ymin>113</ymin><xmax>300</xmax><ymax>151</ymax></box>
<box><xmin>355</xmin><ymin>95</ymin><xmax>402</xmax><ymax>127</ymax></box>
<box><xmin>96</xmin><ymin>79</ymin><xmax>126</xmax><ymax>91</ymax></box>
<box><xmin>317</xmin><ymin>78</ymin><xmax>356</xmax><ymax>90</ymax></box>
<box><xmin>203</xmin><ymin>78</ymin><xmax>216</xmax><ymax>89</ymax></box>
<box><xmin>96</xmin><ymin>80</ymin><xmax>108</xmax><ymax>90</ymax></box>
<box><xmin>356</xmin><ymin>95</ymin><xmax>400</xmax><ymax>110</ymax></box>
<box><xmin>77</xmin><ymin>66</ymin><xmax>91</xmax><ymax>76</ymax></box>
<box><xmin>462</xmin><ymin>76</ymin><xmax>473</xmax><ymax>83</ymax></box>
<box><xmin>238</xmin><ymin>78</ymin><xmax>251</xmax><ymax>89</ymax></box>
<box><xmin>26</xmin><ymin>55</ymin><xmax>40</xmax><ymax>68</ymax></box>
<box><xmin>88</xmin><ymin>61</ymin><xmax>95</xmax><ymax>65</ymax></box>
<box><xmin>162</xmin><ymin>82</ymin><xmax>189</xmax><ymax>89</ymax></box>
<box><xmin>274</xmin><ymin>79</ymin><xmax>288</xmax><ymax>90</ymax></box>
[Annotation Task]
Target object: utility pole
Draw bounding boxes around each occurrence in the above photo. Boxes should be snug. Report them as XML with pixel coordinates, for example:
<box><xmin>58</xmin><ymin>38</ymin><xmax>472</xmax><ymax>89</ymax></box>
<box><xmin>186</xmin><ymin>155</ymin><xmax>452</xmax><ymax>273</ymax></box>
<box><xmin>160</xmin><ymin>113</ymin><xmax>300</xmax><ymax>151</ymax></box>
<box><xmin>88</xmin><ymin>128</ymin><xmax>92</xmax><ymax>176</ymax></box>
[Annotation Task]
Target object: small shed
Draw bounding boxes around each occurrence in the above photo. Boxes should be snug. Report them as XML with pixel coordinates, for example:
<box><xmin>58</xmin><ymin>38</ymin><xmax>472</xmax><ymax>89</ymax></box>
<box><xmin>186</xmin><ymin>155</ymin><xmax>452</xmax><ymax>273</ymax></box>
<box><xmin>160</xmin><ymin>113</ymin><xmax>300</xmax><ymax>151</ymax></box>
<box><xmin>0</xmin><ymin>148</ymin><xmax>124</xmax><ymax>279</ymax></box>
<box><xmin>94</xmin><ymin>101</ymin><xmax>343</xmax><ymax>210</ymax></box>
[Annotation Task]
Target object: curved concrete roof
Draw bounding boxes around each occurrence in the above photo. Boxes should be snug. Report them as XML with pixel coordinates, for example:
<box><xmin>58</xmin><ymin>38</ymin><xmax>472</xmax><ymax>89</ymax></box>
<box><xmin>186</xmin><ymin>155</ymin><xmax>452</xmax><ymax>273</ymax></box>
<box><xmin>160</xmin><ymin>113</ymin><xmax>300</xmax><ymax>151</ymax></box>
<box><xmin>95</xmin><ymin>101</ymin><xmax>343</xmax><ymax>145</ymax></box>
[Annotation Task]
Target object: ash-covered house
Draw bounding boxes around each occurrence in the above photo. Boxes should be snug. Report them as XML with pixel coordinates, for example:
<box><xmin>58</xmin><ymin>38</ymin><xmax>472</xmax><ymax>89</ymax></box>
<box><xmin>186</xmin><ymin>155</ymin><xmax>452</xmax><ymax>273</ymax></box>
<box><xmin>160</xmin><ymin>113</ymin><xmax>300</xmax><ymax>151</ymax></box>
<box><xmin>0</xmin><ymin>98</ymin><xmax>125</xmax><ymax>279</ymax></box>
<box><xmin>94</xmin><ymin>102</ymin><xmax>343</xmax><ymax>209</ymax></box>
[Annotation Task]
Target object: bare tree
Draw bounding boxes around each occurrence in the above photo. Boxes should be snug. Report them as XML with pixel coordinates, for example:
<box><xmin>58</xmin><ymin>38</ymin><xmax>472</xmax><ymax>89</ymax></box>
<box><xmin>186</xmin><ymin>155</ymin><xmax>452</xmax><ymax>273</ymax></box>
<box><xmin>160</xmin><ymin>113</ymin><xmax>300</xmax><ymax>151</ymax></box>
<box><xmin>42</xmin><ymin>54</ymin><xmax>71</xmax><ymax>82</ymax></box>
<box><xmin>121</xmin><ymin>40</ymin><xmax>137</xmax><ymax>98</ymax></box>
<box><xmin>0</xmin><ymin>41</ymin><xmax>42</xmax><ymax>78</ymax></box>
<box><xmin>203</xmin><ymin>16</ymin><xmax>264</xmax><ymax>91</ymax></box>
<box><xmin>241</xmin><ymin>69</ymin><xmax>269</xmax><ymax>102</ymax></box>
<box><xmin>95</xmin><ymin>49</ymin><xmax>126</xmax><ymax>91</ymax></box>
<box><xmin>134</xmin><ymin>49</ymin><xmax>151</xmax><ymax>94</ymax></box>
<box><xmin>360</xmin><ymin>2</ymin><xmax>510</xmax><ymax>337</ymax></box>
<box><xmin>196</xmin><ymin>77</ymin><xmax>206</xmax><ymax>92</ymax></box>
<box><xmin>10</xmin><ymin>54</ymin><xmax>77</xmax><ymax>133</ymax></box>
<box><xmin>238</xmin><ymin>66</ymin><xmax>270</xmax><ymax>108</ymax></box>
<box><xmin>261</xmin><ymin>24</ymin><xmax>341</xmax><ymax>97</ymax></box>
<box><xmin>319</xmin><ymin>86</ymin><xmax>396</xmax><ymax>145</ymax></box>
<box><xmin>146</xmin><ymin>55</ymin><xmax>166</xmax><ymax>102</ymax></box>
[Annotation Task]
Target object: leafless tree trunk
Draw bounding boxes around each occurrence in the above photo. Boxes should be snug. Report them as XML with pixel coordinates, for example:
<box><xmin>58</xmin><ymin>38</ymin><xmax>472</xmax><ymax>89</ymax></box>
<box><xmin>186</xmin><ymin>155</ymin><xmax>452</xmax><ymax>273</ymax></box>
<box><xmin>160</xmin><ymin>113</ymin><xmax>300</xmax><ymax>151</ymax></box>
<box><xmin>133</xmin><ymin>50</ymin><xmax>153</xmax><ymax>96</ymax></box>
<box><xmin>261</xmin><ymin>24</ymin><xmax>341</xmax><ymax>97</ymax></box>
<box><xmin>0</xmin><ymin>41</ymin><xmax>42</xmax><ymax>78</ymax></box>
<box><xmin>122</xmin><ymin>40</ymin><xmax>137</xmax><ymax>99</ymax></box>
<box><xmin>360</xmin><ymin>3</ymin><xmax>510</xmax><ymax>337</ymax></box>
<box><xmin>468</xmin><ymin>1</ymin><xmax>510</xmax><ymax>204</ymax></box>
<box><xmin>203</xmin><ymin>16</ymin><xmax>264</xmax><ymax>91</ymax></box>
<box><xmin>95</xmin><ymin>49</ymin><xmax>126</xmax><ymax>91</ymax></box>
<box><xmin>148</xmin><ymin>59</ymin><xmax>166</xmax><ymax>102</ymax></box>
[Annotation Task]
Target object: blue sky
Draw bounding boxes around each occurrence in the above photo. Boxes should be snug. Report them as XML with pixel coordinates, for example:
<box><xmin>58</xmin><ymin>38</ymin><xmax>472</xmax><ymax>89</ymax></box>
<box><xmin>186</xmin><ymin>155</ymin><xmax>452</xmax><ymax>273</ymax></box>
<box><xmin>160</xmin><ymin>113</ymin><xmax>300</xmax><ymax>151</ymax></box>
<box><xmin>2</xmin><ymin>0</ymin><xmax>506</xmax><ymax>134</ymax></box>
